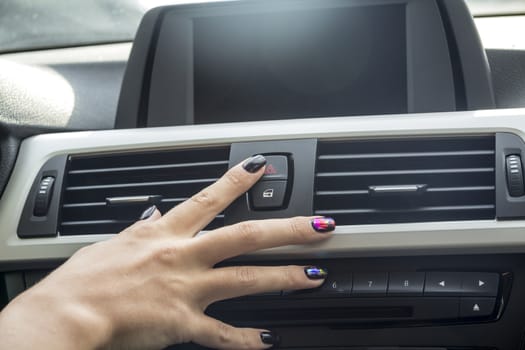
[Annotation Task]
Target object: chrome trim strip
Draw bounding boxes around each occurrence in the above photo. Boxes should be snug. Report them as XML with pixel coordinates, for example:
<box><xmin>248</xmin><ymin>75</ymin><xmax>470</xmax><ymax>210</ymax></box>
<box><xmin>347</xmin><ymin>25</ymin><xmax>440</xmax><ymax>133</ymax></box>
<box><xmin>368</xmin><ymin>184</ymin><xmax>427</xmax><ymax>195</ymax></box>
<box><xmin>106</xmin><ymin>195</ymin><xmax>161</xmax><ymax>206</ymax></box>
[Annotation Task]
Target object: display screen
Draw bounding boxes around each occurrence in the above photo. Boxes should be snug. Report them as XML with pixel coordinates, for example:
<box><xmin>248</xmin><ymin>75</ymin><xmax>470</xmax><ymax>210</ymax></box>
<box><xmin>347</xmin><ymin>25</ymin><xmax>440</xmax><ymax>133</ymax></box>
<box><xmin>193</xmin><ymin>4</ymin><xmax>407</xmax><ymax>124</ymax></box>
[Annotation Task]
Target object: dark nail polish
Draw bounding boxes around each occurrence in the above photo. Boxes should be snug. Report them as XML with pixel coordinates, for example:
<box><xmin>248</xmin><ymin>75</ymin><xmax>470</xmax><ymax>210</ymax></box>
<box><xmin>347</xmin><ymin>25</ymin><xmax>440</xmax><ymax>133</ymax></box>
<box><xmin>304</xmin><ymin>266</ymin><xmax>328</xmax><ymax>280</ymax></box>
<box><xmin>243</xmin><ymin>155</ymin><xmax>267</xmax><ymax>173</ymax></box>
<box><xmin>139</xmin><ymin>205</ymin><xmax>156</xmax><ymax>220</ymax></box>
<box><xmin>260</xmin><ymin>331</ymin><xmax>280</xmax><ymax>346</ymax></box>
<box><xmin>311</xmin><ymin>217</ymin><xmax>336</xmax><ymax>233</ymax></box>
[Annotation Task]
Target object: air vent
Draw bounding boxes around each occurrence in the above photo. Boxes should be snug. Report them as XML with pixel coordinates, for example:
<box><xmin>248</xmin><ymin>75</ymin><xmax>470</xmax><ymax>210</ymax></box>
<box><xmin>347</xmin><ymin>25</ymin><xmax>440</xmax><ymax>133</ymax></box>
<box><xmin>60</xmin><ymin>146</ymin><xmax>230</xmax><ymax>235</ymax></box>
<box><xmin>314</xmin><ymin>136</ymin><xmax>495</xmax><ymax>225</ymax></box>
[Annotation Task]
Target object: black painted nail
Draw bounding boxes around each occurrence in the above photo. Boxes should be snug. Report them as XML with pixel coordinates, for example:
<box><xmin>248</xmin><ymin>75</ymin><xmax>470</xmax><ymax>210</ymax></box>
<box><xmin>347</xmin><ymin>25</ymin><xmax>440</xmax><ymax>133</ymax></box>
<box><xmin>304</xmin><ymin>266</ymin><xmax>328</xmax><ymax>280</ymax></box>
<box><xmin>243</xmin><ymin>155</ymin><xmax>267</xmax><ymax>173</ymax></box>
<box><xmin>260</xmin><ymin>331</ymin><xmax>280</xmax><ymax>346</ymax></box>
<box><xmin>139</xmin><ymin>205</ymin><xmax>156</xmax><ymax>220</ymax></box>
<box><xmin>311</xmin><ymin>217</ymin><xmax>336</xmax><ymax>233</ymax></box>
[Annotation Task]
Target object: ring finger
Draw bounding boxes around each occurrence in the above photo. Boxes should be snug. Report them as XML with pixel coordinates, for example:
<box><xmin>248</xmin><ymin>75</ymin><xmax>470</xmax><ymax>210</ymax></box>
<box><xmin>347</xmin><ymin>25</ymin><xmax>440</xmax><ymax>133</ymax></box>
<box><xmin>197</xmin><ymin>265</ymin><xmax>327</xmax><ymax>305</ymax></box>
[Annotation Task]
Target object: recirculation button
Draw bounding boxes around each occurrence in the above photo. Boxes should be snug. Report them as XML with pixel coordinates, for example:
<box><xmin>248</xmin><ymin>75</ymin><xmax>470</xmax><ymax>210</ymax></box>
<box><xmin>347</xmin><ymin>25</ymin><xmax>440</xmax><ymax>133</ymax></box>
<box><xmin>33</xmin><ymin>176</ymin><xmax>55</xmax><ymax>216</ymax></box>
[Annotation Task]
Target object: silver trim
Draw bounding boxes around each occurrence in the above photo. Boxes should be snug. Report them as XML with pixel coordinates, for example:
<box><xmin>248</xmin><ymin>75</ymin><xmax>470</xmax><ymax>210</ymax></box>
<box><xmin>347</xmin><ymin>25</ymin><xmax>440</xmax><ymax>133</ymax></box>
<box><xmin>2</xmin><ymin>108</ymin><xmax>525</xmax><ymax>262</ymax></box>
<box><xmin>106</xmin><ymin>196</ymin><xmax>160</xmax><ymax>206</ymax></box>
<box><xmin>368</xmin><ymin>185</ymin><xmax>427</xmax><ymax>195</ymax></box>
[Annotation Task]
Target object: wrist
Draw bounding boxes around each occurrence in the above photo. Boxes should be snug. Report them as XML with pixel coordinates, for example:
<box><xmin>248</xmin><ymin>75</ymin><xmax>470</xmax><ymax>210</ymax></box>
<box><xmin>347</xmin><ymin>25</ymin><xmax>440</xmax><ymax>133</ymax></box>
<box><xmin>0</xmin><ymin>288</ymin><xmax>112</xmax><ymax>350</ymax></box>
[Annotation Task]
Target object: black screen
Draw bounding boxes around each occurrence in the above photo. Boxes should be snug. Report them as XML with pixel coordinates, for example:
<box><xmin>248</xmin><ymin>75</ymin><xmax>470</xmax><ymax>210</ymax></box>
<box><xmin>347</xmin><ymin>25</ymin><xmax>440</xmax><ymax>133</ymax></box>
<box><xmin>194</xmin><ymin>4</ymin><xmax>407</xmax><ymax>124</ymax></box>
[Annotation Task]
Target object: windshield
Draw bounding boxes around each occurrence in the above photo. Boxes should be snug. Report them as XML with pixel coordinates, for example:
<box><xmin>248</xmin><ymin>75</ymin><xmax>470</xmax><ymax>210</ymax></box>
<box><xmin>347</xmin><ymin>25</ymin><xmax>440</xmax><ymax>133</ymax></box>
<box><xmin>0</xmin><ymin>0</ymin><xmax>523</xmax><ymax>53</ymax></box>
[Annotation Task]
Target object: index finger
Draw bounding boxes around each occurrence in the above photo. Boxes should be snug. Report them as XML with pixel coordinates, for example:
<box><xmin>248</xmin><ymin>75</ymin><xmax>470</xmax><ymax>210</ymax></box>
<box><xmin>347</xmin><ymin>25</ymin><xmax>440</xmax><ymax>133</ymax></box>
<box><xmin>160</xmin><ymin>155</ymin><xmax>267</xmax><ymax>236</ymax></box>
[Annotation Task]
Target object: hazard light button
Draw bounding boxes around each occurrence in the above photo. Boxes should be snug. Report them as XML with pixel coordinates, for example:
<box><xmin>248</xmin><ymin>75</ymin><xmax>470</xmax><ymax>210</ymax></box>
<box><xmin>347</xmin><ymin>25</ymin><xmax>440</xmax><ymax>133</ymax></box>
<box><xmin>261</xmin><ymin>155</ymin><xmax>288</xmax><ymax>181</ymax></box>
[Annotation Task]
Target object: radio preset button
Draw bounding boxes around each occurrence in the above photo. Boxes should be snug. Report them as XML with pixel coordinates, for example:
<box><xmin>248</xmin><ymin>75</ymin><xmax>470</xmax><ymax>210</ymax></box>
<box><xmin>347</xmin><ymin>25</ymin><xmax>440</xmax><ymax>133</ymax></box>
<box><xmin>352</xmin><ymin>273</ymin><xmax>388</xmax><ymax>295</ymax></box>
<box><xmin>320</xmin><ymin>274</ymin><xmax>353</xmax><ymax>296</ymax></box>
<box><xmin>388</xmin><ymin>272</ymin><xmax>425</xmax><ymax>295</ymax></box>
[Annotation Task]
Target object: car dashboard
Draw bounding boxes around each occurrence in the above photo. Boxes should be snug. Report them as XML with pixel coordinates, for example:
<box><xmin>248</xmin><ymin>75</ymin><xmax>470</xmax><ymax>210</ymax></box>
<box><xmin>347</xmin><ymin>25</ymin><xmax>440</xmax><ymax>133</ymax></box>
<box><xmin>2</xmin><ymin>0</ymin><xmax>525</xmax><ymax>349</ymax></box>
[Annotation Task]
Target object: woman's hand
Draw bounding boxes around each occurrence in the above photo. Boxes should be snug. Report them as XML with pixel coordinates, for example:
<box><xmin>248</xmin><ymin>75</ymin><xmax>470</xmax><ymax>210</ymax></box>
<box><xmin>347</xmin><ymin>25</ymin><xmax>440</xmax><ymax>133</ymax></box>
<box><xmin>0</xmin><ymin>155</ymin><xmax>335</xmax><ymax>350</ymax></box>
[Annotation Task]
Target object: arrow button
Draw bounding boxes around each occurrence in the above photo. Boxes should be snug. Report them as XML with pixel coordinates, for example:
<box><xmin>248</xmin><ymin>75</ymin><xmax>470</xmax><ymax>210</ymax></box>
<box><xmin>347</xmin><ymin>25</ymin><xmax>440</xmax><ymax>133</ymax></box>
<box><xmin>424</xmin><ymin>272</ymin><xmax>462</xmax><ymax>296</ymax></box>
<box><xmin>461</xmin><ymin>272</ymin><xmax>499</xmax><ymax>297</ymax></box>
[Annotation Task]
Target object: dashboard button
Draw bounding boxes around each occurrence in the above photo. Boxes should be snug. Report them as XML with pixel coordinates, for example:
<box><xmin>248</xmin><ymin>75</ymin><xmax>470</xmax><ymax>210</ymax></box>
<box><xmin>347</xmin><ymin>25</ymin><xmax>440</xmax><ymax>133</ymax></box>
<box><xmin>461</xmin><ymin>272</ymin><xmax>499</xmax><ymax>297</ymax></box>
<box><xmin>352</xmin><ymin>273</ymin><xmax>387</xmax><ymax>295</ymax></box>
<box><xmin>320</xmin><ymin>274</ymin><xmax>352</xmax><ymax>296</ymax></box>
<box><xmin>388</xmin><ymin>272</ymin><xmax>425</xmax><ymax>295</ymax></box>
<box><xmin>261</xmin><ymin>155</ymin><xmax>288</xmax><ymax>181</ymax></box>
<box><xmin>460</xmin><ymin>297</ymin><xmax>496</xmax><ymax>318</ymax></box>
<box><xmin>250</xmin><ymin>180</ymin><xmax>287</xmax><ymax>209</ymax></box>
<box><xmin>33</xmin><ymin>176</ymin><xmax>55</xmax><ymax>216</ymax></box>
<box><xmin>424</xmin><ymin>272</ymin><xmax>463</xmax><ymax>296</ymax></box>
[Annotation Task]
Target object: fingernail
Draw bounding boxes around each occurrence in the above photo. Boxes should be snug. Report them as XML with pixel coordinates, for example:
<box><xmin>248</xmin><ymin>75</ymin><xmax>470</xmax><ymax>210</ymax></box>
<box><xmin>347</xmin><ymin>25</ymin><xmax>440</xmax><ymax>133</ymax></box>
<box><xmin>243</xmin><ymin>155</ymin><xmax>266</xmax><ymax>173</ymax></box>
<box><xmin>304</xmin><ymin>266</ymin><xmax>328</xmax><ymax>280</ymax></box>
<box><xmin>311</xmin><ymin>217</ymin><xmax>336</xmax><ymax>233</ymax></box>
<box><xmin>139</xmin><ymin>205</ymin><xmax>156</xmax><ymax>220</ymax></box>
<box><xmin>260</xmin><ymin>331</ymin><xmax>280</xmax><ymax>346</ymax></box>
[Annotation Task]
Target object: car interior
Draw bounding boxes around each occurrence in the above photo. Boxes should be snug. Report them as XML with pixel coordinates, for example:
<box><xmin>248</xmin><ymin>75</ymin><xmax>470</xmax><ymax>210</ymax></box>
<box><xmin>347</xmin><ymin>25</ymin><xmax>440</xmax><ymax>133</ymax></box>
<box><xmin>1</xmin><ymin>0</ymin><xmax>525</xmax><ymax>349</ymax></box>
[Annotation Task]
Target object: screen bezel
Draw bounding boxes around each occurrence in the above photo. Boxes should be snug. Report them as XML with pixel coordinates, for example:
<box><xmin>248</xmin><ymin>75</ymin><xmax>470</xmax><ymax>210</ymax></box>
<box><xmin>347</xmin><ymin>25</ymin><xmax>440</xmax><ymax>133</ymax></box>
<box><xmin>140</xmin><ymin>0</ymin><xmax>457</xmax><ymax>127</ymax></box>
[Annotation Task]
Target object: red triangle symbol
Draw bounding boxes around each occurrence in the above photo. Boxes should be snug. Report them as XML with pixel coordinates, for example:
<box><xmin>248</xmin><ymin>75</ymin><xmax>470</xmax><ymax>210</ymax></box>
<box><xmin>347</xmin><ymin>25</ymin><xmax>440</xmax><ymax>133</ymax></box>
<box><xmin>265</xmin><ymin>164</ymin><xmax>278</xmax><ymax>175</ymax></box>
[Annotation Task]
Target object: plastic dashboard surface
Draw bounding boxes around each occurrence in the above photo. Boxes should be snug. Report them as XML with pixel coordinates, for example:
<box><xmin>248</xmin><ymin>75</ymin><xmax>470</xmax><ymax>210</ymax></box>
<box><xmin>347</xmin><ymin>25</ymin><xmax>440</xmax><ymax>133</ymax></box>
<box><xmin>2</xmin><ymin>108</ymin><xmax>525</xmax><ymax>263</ymax></box>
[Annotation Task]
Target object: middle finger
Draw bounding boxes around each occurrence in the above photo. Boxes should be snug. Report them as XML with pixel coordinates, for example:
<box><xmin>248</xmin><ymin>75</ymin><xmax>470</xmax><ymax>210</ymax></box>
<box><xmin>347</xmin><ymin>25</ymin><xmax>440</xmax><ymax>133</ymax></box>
<box><xmin>190</xmin><ymin>216</ymin><xmax>335</xmax><ymax>266</ymax></box>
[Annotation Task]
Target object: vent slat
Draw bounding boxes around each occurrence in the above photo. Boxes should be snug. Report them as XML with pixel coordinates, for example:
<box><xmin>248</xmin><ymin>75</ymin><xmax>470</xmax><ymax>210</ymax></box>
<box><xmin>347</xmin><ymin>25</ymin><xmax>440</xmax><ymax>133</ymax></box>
<box><xmin>427</xmin><ymin>186</ymin><xmax>495</xmax><ymax>192</ymax></box>
<box><xmin>66</xmin><ymin>178</ymin><xmax>218</xmax><ymax>191</ymax></box>
<box><xmin>59</xmin><ymin>146</ymin><xmax>229</xmax><ymax>235</ymax></box>
<box><xmin>63</xmin><ymin>197</ymin><xmax>189</xmax><ymax>209</ymax></box>
<box><xmin>319</xmin><ymin>149</ymin><xmax>494</xmax><ymax>160</ymax></box>
<box><xmin>315</xmin><ymin>204</ymin><xmax>495</xmax><ymax>215</ymax></box>
<box><xmin>316</xmin><ymin>168</ymin><xmax>494</xmax><ymax>177</ymax></box>
<box><xmin>62</xmin><ymin>215</ymin><xmax>225</xmax><ymax>227</ymax></box>
<box><xmin>63</xmin><ymin>202</ymin><xmax>106</xmax><ymax>208</ymax></box>
<box><xmin>314</xmin><ymin>136</ymin><xmax>496</xmax><ymax>225</ymax></box>
<box><xmin>61</xmin><ymin>219</ymin><xmax>133</xmax><ymax>226</ymax></box>
<box><xmin>68</xmin><ymin>160</ymin><xmax>229</xmax><ymax>175</ymax></box>
<box><xmin>316</xmin><ymin>186</ymin><xmax>495</xmax><ymax>196</ymax></box>
<box><xmin>59</xmin><ymin>217</ymin><xmax>225</xmax><ymax>236</ymax></box>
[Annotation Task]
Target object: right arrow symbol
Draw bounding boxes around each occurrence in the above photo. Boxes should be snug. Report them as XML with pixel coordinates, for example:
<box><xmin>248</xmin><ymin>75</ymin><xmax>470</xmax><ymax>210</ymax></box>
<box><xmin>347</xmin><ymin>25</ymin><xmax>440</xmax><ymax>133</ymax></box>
<box><xmin>478</xmin><ymin>280</ymin><xmax>485</xmax><ymax>287</ymax></box>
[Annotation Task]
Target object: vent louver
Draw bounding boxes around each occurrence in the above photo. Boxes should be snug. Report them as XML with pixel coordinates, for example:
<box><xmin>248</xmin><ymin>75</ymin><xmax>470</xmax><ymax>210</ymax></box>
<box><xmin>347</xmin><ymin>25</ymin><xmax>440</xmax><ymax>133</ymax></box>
<box><xmin>60</xmin><ymin>146</ymin><xmax>230</xmax><ymax>235</ymax></box>
<box><xmin>314</xmin><ymin>136</ymin><xmax>495</xmax><ymax>225</ymax></box>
